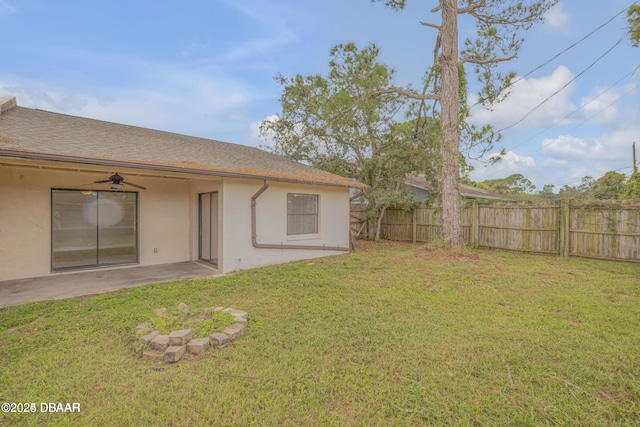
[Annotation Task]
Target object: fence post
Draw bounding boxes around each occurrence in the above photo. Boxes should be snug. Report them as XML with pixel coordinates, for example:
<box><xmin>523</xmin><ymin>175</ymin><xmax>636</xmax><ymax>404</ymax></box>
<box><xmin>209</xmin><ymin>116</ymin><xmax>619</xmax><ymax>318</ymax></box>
<box><xmin>559</xmin><ymin>200</ymin><xmax>570</xmax><ymax>257</ymax></box>
<box><xmin>471</xmin><ymin>202</ymin><xmax>479</xmax><ymax>248</ymax></box>
<box><xmin>412</xmin><ymin>207</ymin><xmax>417</xmax><ymax>243</ymax></box>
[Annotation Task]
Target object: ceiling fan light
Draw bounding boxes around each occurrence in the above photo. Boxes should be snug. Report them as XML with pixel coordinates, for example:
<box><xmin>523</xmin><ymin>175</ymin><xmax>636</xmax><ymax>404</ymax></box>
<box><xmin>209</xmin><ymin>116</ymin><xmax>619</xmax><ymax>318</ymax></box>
<box><xmin>110</xmin><ymin>183</ymin><xmax>123</xmax><ymax>189</ymax></box>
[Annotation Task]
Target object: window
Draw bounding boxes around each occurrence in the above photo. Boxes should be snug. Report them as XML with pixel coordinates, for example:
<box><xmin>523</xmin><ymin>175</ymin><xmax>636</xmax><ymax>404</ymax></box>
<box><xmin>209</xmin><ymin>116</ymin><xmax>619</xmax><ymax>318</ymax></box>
<box><xmin>52</xmin><ymin>189</ymin><xmax>138</xmax><ymax>270</ymax></box>
<box><xmin>287</xmin><ymin>193</ymin><xmax>318</xmax><ymax>235</ymax></box>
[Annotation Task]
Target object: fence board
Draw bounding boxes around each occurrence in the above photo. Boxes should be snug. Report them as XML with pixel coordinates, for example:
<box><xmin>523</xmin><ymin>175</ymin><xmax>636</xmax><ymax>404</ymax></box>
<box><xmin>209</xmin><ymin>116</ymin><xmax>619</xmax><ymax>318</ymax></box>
<box><xmin>353</xmin><ymin>200</ymin><xmax>640</xmax><ymax>263</ymax></box>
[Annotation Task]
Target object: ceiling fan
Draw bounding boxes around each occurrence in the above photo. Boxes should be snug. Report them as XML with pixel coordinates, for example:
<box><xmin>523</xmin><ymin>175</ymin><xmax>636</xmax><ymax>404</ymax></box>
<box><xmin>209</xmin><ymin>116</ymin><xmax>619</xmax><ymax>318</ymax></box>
<box><xmin>94</xmin><ymin>172</ymin><xmax>147</xmax><ymax>190</ymax></box>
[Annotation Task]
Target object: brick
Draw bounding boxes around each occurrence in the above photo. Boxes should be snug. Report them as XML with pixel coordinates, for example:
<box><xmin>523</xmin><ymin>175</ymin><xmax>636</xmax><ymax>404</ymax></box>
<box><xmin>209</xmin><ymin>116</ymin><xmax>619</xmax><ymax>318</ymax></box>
<box><xmin>209</xmin><ymin>332</ymin><xmax>229</xmax><ymax>349</ymax></box>
<box><xmin>164</xmin><ymin>345</ymin><xmax>186</xmax><ymax>363</ymax></box>
<box><xmin>226</xmin><ymin>323</ymin><xmax>245</xmax><ymax>336</ymax></box>
<box><xmin>140</xmin><ymin>330</ymin><xmax>160</xmax><ymax>344</ymax></box>
<box><xmin>213</xmin><ymin>307</ymin><xmax>224</xmax><ymax>312</ymax></box>
<box><xmin>136</xmin><ymin>321</ymin><xmax>151</xmax><ymax>331</ymax></box>
<box><xmin>223</xmin><ymin>326</ymin><xmax>242</xmax><ymax>340</ymax></box>
<box><xmin>169</xmin><ymin>329</ymin><xmax>192</xmax><ymax>346</ymax></box>
<box><xmin>150</xmin><ymin>335</ymin><xmax>170</xmax><ymax>351</ymax></box>
<box><xmin>187</xmin><ymin>337</ymin><xmax>210</xmax><ymax>355</ymax></box>
<box><xmin>233</xmin><ymin>316</ymin><xmax>247</xmax><ymax>324</ymax></box>
<box><xmin>222</xmin><ymin>307</ymin><xmax>234</xmax><ymax>313</ymax></box>
<box><xmin>230</xmin><ymin>310</ymin><xmax>247</xmax><ymax>318</ymax></box>
<box><xmin>202</xmin><ymin>307</ymin><xmax>216</xmax><ymax>315</ymax></box>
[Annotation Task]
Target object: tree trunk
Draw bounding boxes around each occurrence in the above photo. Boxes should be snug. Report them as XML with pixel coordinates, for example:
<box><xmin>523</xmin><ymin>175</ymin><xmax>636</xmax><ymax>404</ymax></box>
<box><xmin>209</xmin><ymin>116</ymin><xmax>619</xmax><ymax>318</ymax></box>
<box><xmin>375</xmin><ymin>205</ymin><xmax>388</xmax><ymax>241</ymax></box>
<box><xmin>439</xmin><ymin>0</ymin><xmax>462</xmax><ymax>246</ymax></box>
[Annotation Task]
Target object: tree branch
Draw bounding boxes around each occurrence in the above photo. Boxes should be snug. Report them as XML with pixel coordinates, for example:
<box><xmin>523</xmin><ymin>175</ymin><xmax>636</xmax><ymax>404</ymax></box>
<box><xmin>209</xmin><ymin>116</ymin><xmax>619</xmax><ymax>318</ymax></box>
<box><xmin>373</xmin><ymin>87</ymin><xmax>440</xmax><ymax>101</ymax></box>
<box><xmin>460</xmin><ymin>54</ymin><xmax>517</xmax><ymax>65</ymax></box>
<box><xmin>458</xmin><ymin>2</ymin><xmax>484</xmax><ymax>15</ymax></box>
<box><xmin>420</xmin><ymin>21</ymin><xmax>441</xmax><ymax>30</ymax></box>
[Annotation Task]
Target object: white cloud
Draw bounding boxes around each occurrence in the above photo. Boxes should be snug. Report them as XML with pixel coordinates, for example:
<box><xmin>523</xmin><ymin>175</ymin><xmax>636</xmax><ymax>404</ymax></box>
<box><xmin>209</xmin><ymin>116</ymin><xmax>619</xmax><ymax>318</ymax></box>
<box><xmin>0</xmin><ymin>56</ymin><xmax>257</xmax><ymax>142</ymax></box>
<box><xmin>249</xmin><ymin>114</ymin><xmax>279</xmax><ymax>149</ymax></box>
<box><xmin>470</xmin><ymin>150</ymin><xmax>536</xmax><ymax>182</ymax></box>
<box><xmin>469</xmin><ymin>66</ymin><xmax>577</xmax><ymax>130</ymax></box>
<box><xmin>543</xmin><ymin>3</ymin><xmax>571</xmax><ymax>34</ymax></box>
<box><xmin>541</xmin><ymin>128</ymin><xmax>638</xmax><ymax>162</ymax></box>
<box><xmin>576</xmin><ymin>82</ymin><xmax>637</xmax><ymax>127</ymax></box>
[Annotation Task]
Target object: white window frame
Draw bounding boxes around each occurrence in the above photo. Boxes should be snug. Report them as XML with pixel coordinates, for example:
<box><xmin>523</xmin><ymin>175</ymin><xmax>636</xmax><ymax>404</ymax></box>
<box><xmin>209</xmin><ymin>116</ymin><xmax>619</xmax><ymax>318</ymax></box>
<box><xmin>286</xmin><ymin>193</ymin><xmax>319</xmax><ymax>236</ymax></box>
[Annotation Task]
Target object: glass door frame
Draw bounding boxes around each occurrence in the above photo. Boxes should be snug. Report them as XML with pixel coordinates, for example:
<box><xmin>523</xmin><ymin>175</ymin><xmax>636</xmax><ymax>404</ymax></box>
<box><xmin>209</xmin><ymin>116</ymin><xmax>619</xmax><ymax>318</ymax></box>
<box><xmin>198</xmin><ymin>191</ymin><xmax>218</xmax><ymax>267</ymax></box>
<box><xmin>50</xmin><ymin>188</ymin><xmax>139</xmax><ymax>271</ymax></box>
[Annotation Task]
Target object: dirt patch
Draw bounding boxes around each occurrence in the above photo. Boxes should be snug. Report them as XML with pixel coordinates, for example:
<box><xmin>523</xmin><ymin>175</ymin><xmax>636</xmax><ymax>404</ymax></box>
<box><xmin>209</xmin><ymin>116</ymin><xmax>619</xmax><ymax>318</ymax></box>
<box><xmin>353</xmin><ymin>240</ymin><xmax>481</xmax><ymax>265</ymax></box>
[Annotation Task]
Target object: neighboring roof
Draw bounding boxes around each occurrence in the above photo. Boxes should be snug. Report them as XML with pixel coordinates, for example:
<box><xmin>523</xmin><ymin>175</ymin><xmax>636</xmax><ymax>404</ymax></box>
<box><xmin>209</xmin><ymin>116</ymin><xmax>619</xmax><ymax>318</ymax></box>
<box><xmin>0</xmin><ymin>96</ymin><xmax>366</xmax><ymax>189</ymax></box>
<box><xmin>404</xmin><ymin>174</ymin><xmax>511</xmax><ymax>200</ymax></box>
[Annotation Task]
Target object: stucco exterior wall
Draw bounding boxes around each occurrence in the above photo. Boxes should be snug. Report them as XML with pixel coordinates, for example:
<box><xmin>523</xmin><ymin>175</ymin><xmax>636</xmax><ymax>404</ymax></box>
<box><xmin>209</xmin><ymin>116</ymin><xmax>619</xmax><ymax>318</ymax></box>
<box><xmin>0</xmin><ymin>164</ymin><xmax>351</xmax><ymax>281</ymax></box>
<box><xmin>0</xmin><ymin>166</ymin><xmax>51</xmax><ymax>281</ymax></box>
<box><xmin>0</xmin><ymin>165</ymin><xmax>193</xmax><ymax>281</ymax></box>
<box><xmin>218</xmin><ymin>179</ymin><xmax>350</xmax><ymax>273</ymax></box>
<box><xmin>189</xmin><ymin>180</ymin><xmax>223</xmax><ymax>267</ymax></box>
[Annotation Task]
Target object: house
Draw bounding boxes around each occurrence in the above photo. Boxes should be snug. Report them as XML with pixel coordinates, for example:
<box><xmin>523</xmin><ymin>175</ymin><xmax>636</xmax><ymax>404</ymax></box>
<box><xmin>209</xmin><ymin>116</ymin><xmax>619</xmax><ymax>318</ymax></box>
<box><xmin>0</xmin><ymin>96</ymin><xmax>367</xmax><ymax>281</ymax></box>
<box><xmin>403</xmin><ymin>174</ymin><xmax>510</xmax><ymax>202</ymax></box>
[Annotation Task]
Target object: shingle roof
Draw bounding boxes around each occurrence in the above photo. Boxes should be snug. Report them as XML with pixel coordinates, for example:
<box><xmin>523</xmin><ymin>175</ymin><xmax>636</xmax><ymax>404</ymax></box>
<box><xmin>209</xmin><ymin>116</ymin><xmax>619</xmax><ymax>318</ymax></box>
<box><xmin>0</xmin><ymin>96</ymin><xmax>366</xmax><ymax>189</ymax></box>
<box><xmin>404</xmin><ymin>174</ymin><xmax>512</xmax><ymax>200</ymax></box>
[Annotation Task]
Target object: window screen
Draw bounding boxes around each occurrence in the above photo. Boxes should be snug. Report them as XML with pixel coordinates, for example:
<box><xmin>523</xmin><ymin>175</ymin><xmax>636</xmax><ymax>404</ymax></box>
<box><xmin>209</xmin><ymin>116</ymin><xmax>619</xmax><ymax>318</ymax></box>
<box><xmin>287</xmin><ymin>193</ymin><xmax>318</xmax><ymax>235</ymax></box>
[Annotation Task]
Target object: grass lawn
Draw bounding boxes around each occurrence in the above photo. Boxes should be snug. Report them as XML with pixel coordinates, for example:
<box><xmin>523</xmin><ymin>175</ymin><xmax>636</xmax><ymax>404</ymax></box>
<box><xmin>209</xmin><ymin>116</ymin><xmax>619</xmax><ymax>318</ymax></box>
<box><xmin>1</xmin><ymin>241</ymin><xmax>639</xmax><ymax>426</ymax></box>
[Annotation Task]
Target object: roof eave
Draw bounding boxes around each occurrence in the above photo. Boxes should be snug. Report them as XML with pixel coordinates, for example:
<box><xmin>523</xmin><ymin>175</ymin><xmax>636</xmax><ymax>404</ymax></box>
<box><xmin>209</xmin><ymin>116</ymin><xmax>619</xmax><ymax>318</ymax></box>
<box><xmin>0</xmin><ymin>149</ymin><xmax>368</xmax><ymax>189</ymax></box>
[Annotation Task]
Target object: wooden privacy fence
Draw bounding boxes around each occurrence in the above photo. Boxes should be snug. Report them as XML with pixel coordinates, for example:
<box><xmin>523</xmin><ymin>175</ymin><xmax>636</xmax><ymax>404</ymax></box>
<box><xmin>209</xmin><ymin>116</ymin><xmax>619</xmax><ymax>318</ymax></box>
<box><xmin>353</xmin><ymin>200</ymin><xmax>640</xmax><ymax>263</ymax></box>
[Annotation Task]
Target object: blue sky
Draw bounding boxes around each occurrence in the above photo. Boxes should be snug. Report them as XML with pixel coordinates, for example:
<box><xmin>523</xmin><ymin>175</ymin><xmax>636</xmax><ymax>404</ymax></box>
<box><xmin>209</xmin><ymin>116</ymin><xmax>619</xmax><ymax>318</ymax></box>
<box><xmin>1</xmin><ymin>0</ymin><xmax>638</xmax><ymax>191</ymax></box>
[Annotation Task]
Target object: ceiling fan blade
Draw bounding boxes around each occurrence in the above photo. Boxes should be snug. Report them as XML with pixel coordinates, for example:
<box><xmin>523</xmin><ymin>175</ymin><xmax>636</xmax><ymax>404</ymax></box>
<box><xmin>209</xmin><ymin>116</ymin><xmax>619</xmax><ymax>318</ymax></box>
<box><xmin>123</xmin><ymin>181</ymin><xmax>147</xmax><ymax>190</ymax></box>
<box><xmin>93</xmin><ymin>180</ymin><xmax>111</xmax><ymax>184</ymax></box>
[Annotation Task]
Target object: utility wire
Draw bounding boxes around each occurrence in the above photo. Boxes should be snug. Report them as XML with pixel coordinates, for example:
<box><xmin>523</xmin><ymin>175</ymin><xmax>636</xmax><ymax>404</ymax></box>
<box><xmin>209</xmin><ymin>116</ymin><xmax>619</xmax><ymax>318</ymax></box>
<box><xmin>476</xmin><ymin>77</ymin><xmax>638</xmax><ymax>180</ymax></box>
<box><xmin>502</xmin><ymin>66</ymin><xmax>639</xmax><ymax>153</ymax></box>
<box><xmin>494</xmin><ymin>34</ymin><xmax>627</xmax><ymax>134</ymax></box>
<box><xmin>468</xmin><ymin>1</ymin><xmax>637</xmax><ymax>113</ymax></box>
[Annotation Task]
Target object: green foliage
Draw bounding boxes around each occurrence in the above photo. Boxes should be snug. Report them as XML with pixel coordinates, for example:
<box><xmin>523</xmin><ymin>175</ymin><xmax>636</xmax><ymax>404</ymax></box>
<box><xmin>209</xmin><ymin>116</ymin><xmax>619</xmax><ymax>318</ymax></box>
<box><xmin>480</xmin><ymin>173</ymin><xmax>536</xmax><ymax>194</ymax></box>
<box><xmin>260</xmin><ymin>43</ymin><xmax>439</xmax><ymax>239</ymax></box>
<box><xmin>1</xmin><ymin>244</ymin><xmax>639</xmax><ymax>425</ymax></box>
<box><xmin>619</xmin><ymin>171</ymin><xmax>640</xmax><ymax>199</ymax></box>
<box><xmin>150</xmin><ymin>309</ymin><xmax>235</xmax><ymax>336</ymax></box>
<box><xmin>537</xmin><ymin>170</ymin><xmax>640</xmax><ymax>201</ymax></box>
<box><xmin>536</xmin><ymin>183</ymin><xmax>558</xmax><ymax>199</ymax></box>
<box><xmin>628</xmin><ymin>5</ymin><xmax>640</xmax><ymax>47</ymax></box>
<box><xmin>589</xmin><ymin>171</ymin><xmax>626</xmax><ymax>200</ymax></box>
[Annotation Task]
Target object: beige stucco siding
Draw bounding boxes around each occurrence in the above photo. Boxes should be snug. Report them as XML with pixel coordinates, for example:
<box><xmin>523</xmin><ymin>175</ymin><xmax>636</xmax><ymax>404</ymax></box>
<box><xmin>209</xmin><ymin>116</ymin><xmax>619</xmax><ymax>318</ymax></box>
<box><xmin>0</xmin><ymin>164</ymin><xmax>351</xmax><ymax>281</ymax></box>
<box><xmin>219</xmin><ymin>179</ymin><xmax>350</xmax><ymax>273</ymax></box>
<box><xmin>138</xmin><ymin>179</ymin><xmax>191</xmax><ymax>266</ymax></box>
<box><xmin>0</xmin><ymin>165</ymin><xmax>194</xmax><ymax>280</ymax></box>
<box><xmin>0</xmin><ymin>166</ymin><xmax>52</xmax><ymax>280</ymax></box>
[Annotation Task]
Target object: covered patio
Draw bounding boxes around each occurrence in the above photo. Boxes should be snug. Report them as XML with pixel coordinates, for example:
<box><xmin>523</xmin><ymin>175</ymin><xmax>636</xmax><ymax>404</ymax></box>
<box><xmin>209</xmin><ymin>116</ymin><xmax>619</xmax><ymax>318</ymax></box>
<box><xmin>0</xmin><ymin>261</ymin><xmax>221</xmax><ymax>308</ymax></box>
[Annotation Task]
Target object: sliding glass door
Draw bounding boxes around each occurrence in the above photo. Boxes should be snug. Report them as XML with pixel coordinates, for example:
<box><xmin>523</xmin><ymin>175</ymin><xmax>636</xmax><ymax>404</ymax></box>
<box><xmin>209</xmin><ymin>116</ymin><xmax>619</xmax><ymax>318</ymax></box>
<box><xmin>52</xmin><ymin>189</ymin><xmax>138</xmax><ymax>270</ymax></box>
<box><xmin>199</xmin><ymin>192</ymin><xmax>218</xmax><ymax>267</ymax></box>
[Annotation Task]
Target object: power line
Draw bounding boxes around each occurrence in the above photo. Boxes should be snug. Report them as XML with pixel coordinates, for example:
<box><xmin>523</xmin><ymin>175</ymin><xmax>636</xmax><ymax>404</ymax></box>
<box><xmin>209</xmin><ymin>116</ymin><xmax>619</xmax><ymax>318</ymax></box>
<box><xmin>504</xmin><ymin>66</ymin><xmax>639</xmax><ymax>153</ymax></box>
<box><xmin>472</xmin><ymin>70</ymin><xmax>640</xmax><ymax>180</ymax></box>
<box><xmin>494</xmin><ymin>34</ymin><xmax>627</xmax><ymax>134</ymax></box>
<box><xmin>468</xmin><ymin>2</ymin><xmax>636</xmax><ymax>113</ymax></box>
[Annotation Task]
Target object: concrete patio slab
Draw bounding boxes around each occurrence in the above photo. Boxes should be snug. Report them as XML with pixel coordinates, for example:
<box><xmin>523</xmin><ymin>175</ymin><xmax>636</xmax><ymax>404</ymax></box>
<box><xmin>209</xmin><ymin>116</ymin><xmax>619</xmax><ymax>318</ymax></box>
<box><xmin>0</xmin><ymin>262</ymin><xmax>221</xmax><ymax>308</ymax></box>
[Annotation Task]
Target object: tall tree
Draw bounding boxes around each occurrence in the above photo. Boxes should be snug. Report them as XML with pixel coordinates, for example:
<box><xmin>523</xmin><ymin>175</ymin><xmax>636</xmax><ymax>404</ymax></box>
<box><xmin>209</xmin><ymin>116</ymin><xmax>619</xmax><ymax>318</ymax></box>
<box><xmin>619</xmin><ymin>172</ymin><xmax>640</xmax><ymax>199</ymax></box>
<box><xmin>481</xmin><ymin>173</ymin><xmax>536</xmax><ymax>194</ymax></box>
<box><xmin>589</xmin><ymin>171</ymin><xmax>627</xmax><ymax>200</ymax></box>
<box><xmin>628</xmin><ymin>4</ymin><xmax>640</xmax><ymax>47</ymax></box>
<box><xmin>537</xmin><ymin>184</ymin><xmax>558</xmax><ymax>199</ymax></box>
<box><xmin>372</xmin><ymin>0</ymin><xmax>557</xmax><ymax>246</ymax></box>
<box><xmin>557</xmin><ymin>176</ymin><xmax>593</xmax><ymax>199</ymax></box>
<box><xmin>260</xmin><ymin>43</ymin><xmax>438</xmax><ymax>240</ymax></box>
